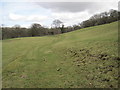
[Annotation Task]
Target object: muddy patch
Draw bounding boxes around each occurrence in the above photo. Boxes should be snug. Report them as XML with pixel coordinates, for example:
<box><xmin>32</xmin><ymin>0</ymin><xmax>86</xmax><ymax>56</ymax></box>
<box><xmin>65</xmin><ymin>48</ymin><xmax>119</xmax><ymax>88</ymax></box>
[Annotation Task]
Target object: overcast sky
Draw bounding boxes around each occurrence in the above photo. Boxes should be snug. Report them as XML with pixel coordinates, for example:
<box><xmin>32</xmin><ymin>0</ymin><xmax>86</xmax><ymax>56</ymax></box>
<box><xmin>0</xmin><ymin>0</ymin><xmax>118</xmax><ymax>27</ymax></box>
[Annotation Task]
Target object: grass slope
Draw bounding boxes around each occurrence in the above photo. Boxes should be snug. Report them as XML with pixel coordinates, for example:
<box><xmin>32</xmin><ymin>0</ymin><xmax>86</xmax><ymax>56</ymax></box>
<box><xmin>2</xmin><ymin>21</ymin><xmax>119</xmax><ymax>88</ymax></box>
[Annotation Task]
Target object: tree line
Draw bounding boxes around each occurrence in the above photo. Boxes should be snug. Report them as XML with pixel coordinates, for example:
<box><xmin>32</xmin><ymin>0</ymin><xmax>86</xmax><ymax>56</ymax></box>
<box><xmin>1</xmin><ymin>9</ymin><xmax>120</xmax><ymax>40</ymax></box>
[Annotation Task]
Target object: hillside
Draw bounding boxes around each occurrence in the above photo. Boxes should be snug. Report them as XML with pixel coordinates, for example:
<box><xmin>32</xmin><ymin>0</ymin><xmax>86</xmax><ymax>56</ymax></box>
<box><xmin>2</xmin><ymin>21</ymin><xmax>119</xmax><ymax>88</ymax></box>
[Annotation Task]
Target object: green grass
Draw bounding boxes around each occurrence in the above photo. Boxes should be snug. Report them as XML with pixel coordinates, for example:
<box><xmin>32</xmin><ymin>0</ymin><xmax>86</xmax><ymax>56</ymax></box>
<box><xmin>2</xmin><ymin>21</ymin><xmax>119</xmax><ymax>88</ymax></box>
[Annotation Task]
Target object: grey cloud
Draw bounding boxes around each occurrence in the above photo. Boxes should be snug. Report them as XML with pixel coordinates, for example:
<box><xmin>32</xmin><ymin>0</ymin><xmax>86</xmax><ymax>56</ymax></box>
<box><xmin>35</xmin><ymin>2</ymin><xmax>117</xmax><ymax>13</ymax></box>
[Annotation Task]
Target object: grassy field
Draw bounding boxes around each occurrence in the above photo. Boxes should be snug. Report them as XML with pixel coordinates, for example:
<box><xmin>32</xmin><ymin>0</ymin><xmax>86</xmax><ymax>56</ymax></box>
<box><xmin>2</xmin><ymin>21</ymin><xmax>119</xmax><ymax>88</ymax></box>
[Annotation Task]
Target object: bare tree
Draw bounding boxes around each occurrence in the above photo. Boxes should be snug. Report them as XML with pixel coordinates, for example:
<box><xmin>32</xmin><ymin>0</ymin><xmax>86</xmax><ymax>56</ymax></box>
<box><xmin>13</xmin><ymin>24</ymin><xmax>21</xmax><ymax>29</ymax></box>
<box><xmin>52</xmin><ymin>19</ymin><xmax>63</xmax><ymax>28</ymax></box>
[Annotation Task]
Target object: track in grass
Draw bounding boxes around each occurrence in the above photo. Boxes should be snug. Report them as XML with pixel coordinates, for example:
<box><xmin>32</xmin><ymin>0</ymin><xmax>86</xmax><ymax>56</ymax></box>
<box><xmin>2</xmin><ymin>21</ymin><xmax>119</xmax><ymax>88</ymax></box>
